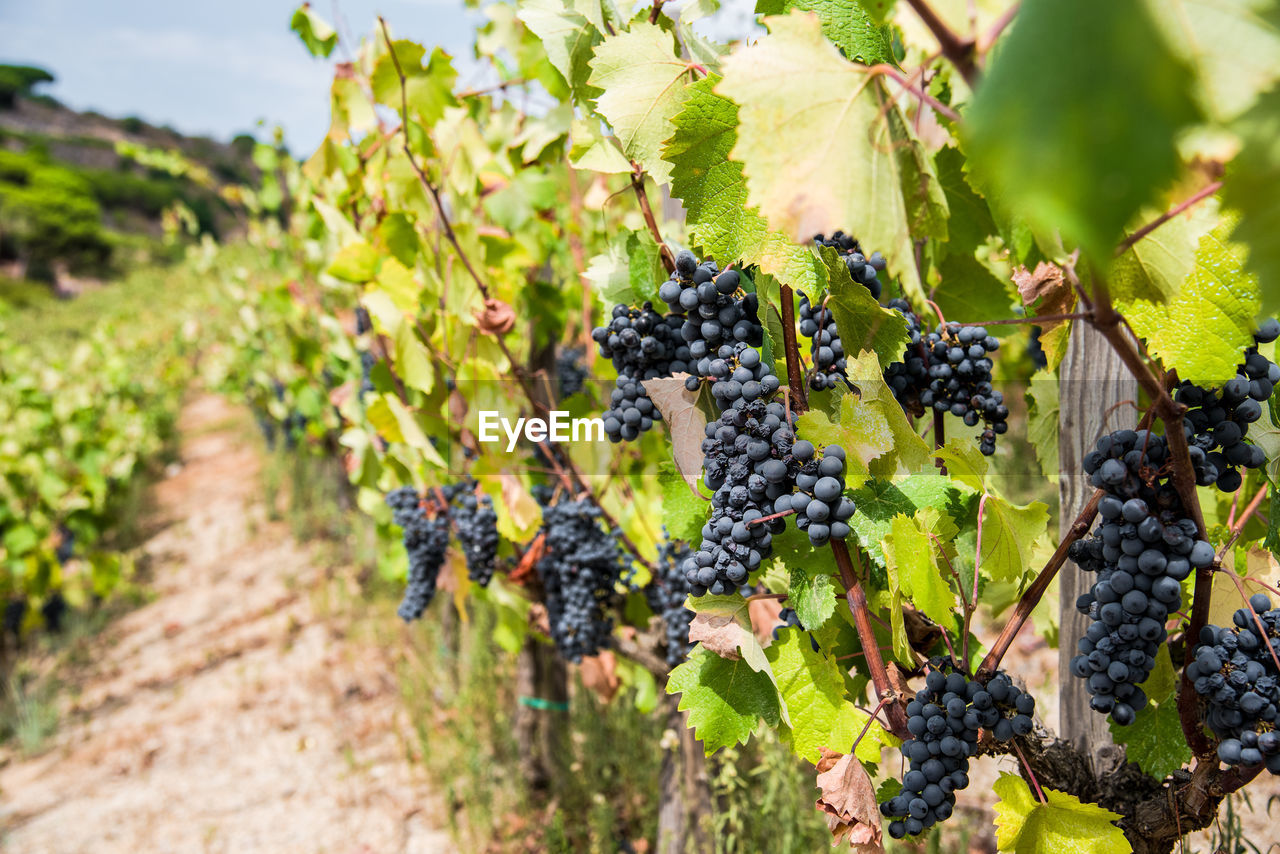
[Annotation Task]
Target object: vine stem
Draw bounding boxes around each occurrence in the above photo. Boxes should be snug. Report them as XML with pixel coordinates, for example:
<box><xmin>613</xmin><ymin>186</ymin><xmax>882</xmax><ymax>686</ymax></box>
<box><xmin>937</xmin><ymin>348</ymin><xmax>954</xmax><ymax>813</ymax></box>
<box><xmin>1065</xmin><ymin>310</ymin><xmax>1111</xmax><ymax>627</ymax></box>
<box><xmin>903</xmin><ymin>0</ymin><xmax>979</xmax><ymax>88</ymax></box>
<box><xmin>966</xmin><ymin>311</ymin><xmax>1092</xmax><ymax>327</ymax></box>
<box><xmin>976</xmin><ymin>488</ymin><xmax>1104</xmax><ymax>679</ymax></box>
<box><xmin>1116</xmin><ymin>181</ymin><xmax>1223</xmax><ymax>256</ymax></box>
<box><xmin>630</xmin><ymin>162</ymin><xmax>675</xmax><ymax>274</ymax></box>
<box><xmin>1217</xmin><ymin>486</ymin><xmax>1269</xmax><ymax>560</ymax></box>
<box><xmin>832</xmin><ymin>539</ymin><xmax>911</xmax><ymax>739</ymax></box>
<box><xmin>851</xmin><ymin>696</ymin><xmax>892</xmax><ymax>754</ymax></box>
<box><xmin>779</xmin><ymin>284</ymin><xmax>810</xmax><ymax>412</ymax></box>
<box><xmin>1012</xmin><ymin>740</ymin><xmax>1047</xmax><ymax>805</ymax></box>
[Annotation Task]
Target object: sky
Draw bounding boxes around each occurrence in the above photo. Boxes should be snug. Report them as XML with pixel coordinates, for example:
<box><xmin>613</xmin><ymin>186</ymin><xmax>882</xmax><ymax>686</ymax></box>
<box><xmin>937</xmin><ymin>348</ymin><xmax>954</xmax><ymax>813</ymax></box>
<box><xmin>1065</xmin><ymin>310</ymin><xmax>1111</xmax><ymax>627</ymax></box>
<box><xmin>0</xmin><ymin>0</ymin><xmax>484</xmax><ymax>156</ymax></box>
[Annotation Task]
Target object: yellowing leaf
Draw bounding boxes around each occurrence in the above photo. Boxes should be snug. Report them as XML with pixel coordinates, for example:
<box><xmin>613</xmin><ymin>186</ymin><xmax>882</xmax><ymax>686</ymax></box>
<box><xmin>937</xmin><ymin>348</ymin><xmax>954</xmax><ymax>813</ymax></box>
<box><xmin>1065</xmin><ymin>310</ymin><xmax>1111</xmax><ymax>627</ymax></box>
<box><xmin>992</xmin><ymin>773</ymin><xmax>1129</xmax><ymax>854</ymax></box>
<box><xmin>589</xmin><ymin>23</ymin><xmax>697</xmax><ymax>186</ymax></box>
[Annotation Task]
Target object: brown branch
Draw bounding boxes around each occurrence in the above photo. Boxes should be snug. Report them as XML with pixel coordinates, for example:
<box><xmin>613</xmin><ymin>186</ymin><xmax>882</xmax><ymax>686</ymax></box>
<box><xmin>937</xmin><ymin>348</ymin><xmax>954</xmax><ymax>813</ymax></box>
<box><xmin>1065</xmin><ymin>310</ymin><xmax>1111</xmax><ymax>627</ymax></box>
<box><xmin>779</xmin><ymin>284</ymin><xmax>809</xmax><ymax>413</ymax></box>
<box><xmin>630</xmin><ymin>163</ymin><xmax>675</xmax><ymax>274</ymax></box>
<box><xmin>967</xmin><ymin>311</ymin><xmax>1093</xmax><ymax>327</ymax></box>
<box><xmin>903</xmin><ymin>0</ymin><xmax>978</xmax><ymax>88</ymax></box>
<box><xmin>977</xmin><ymin>2</ymin><xmax>1020</xmax><ymax>53</ymax></box>
<box><xmin>1116</xmin><ymin>181</ymin><xmax>1223</xmax><ymax>256</ymax></box>
<box><xmin>831</xmin><ymin>540</ymin><xmax>910</xmax><ymax>739</ymax></box>
<box><xmin>865</xmin><ymin>64</ymin><xmax>961</xmax><ymax>122</ymax></box>
<box><xmin>977</xmin><ymin>488</ymin><xmax>1104</xmax><ymax>679</ymax></box>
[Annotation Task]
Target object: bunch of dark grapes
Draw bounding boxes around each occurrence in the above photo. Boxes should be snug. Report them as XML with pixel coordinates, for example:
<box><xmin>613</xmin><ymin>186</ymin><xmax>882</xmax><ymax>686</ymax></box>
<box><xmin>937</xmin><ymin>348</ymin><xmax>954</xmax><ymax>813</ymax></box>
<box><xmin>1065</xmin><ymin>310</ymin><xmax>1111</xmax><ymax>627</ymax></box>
<box><xmin>1187</xmin><ymin>593</ymin><xmax>1280</xmax><ymax>771</ymax></box>
<box><xmin>812</xmin><ymin>232</ymin><xmax>886</xmax><ymax>299</ymax></box>
<box><xmin>1067</xmin><ymin>429</ymin><xmax>1214</xmax><ymax>724</ymax></box>
<box><xmin>773</xmin><ymin>441</ymin><xmax>855</xmax><ymax>546</ymax></box>
<box><xmin>643</xmin><ymin>532</ymin><xmax>694</xmax><ymax>667</ymax></box>
<box><xmin>387</xmin><ymin>486</ymin><xmax>453</xmax><ymax>622</ymax></box>
<box><xmin>556</xmin><ymin>347</ymin><xmax>589</xmax><ymax>399</ymax></box>
<box><xmin>683</xmin><ymin>348</ymin><xmax>797</xmax><ymax>596</ymax></box>
<box><xmin>41</xmin><ymin>591</ymin><xmax>67</xmax><ymax>633</ymax></box>
<box><xmin>592</xmin><ymin>303</ymin><xmax>688</xmax><ymax>442</ymax></box>
<box><xmin>359</xmin><ymin>351</ymin><xmax>377</xmax><ymax>398</ymax></box>
<box><xmin>705</xmin><ymin>343</ymin><xmax>781</xmax><ymax>411</ymax></box>
<box><xmin>3</xmin><ymin>598</ymin><xmax>26</xmax><ymax>637</ymax></box>
<box><xmin>1175</xmin><ymin>319</ymin><xmax>1280</xmax><ymax>492</ymax></box>
<box><xmin>880</xmin><ymin>667</ymin><xmax>1034</xmax><ymax>839</ymax></box>
<box><xmin>56</xmin><ymin>524</ymin><xmax>75</xmax><ymax>566</ymax></box>
<box><xmin>883</xmin><ymin>300</ymin><xmax>1008</xmax><ymax>455</ymax></box>
<box><xmin>356</xmin><ymin>305</ymin><xmax>372</xmax><ymax>335</ymax></box>
<box><xmin>658</xmin><ymin>250</ymin><xmax>763</xmax><ymax>385</ymax></box>
<box><xmin>536</xmin><ymin>496</ymin><xmax>633</xmax><ymax>661</ymax></box>
<box><xmin>450</xmin><ymin>486</ymin><xmax>500</xmax><ymax>587</ymax></box>
<box><xmin>798</xmin><ymin>294</ymin><xmax>847</xmax><ymax>391</ymax></box>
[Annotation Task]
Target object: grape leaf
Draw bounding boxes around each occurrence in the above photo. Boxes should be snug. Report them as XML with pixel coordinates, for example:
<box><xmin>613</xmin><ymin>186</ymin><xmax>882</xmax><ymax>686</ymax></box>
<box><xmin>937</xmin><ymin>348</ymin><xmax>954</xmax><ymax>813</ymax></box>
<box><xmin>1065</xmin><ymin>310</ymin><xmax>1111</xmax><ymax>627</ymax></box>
<box><xmin>1110</xmin><ymin>197</ymin><xmax>1218</xmax><ymax>304</ymax></box>
<box><xmin>788</xmin><ymin>565</ymin><xmax>837</xmax><ymax>630</ymax></box>
<box><xmin>935</xmin><ymin>440</ymin><xmax>1050</xmax><ymax>585</ymax></box>
<box><xmin>882</xmin><ymin>512</ymin><xmax>955</xmax><ymax>626</ymax></box>
<box><xmin>1109</xmin><ymin>646</ymin><xmax>1190</xmax><ymax>781</ymax></box>
<box><xmin>1122</xmin><ymin>216</ymin><xmax>1259</xmax><ymax>386</ymax></box>
<box><xmin>767</xmin><ymin>629</ymin><xmax>893</xmax><ymax>763</ymax></box>
<box><xmin>569</xmin><ymin>118</ymin><xmax>632</xmax><ymax>174</ymax></box>
<box><xmin>290</xmin><ymin>4</ymin><xmax>337</xmax><ymax>58</ymax></box>
<box><xmin>843</xmin><ymin>350</ymin><xmax>933</xmax><ymax>478</ymax></box>
<box><xmin>643</xmin><ymin>374</ymin><xmax>708</xmax><ymax>495</ymax></box>
<box><xmin>992</xmin><ymin>773</ymin><xmax>1130</xmax><ymax>854</ymax></box>
<box><xmin>1025</xmin><ymin>368</ymin><xmax>1060</xmax><ymax>479</ymax></box>
<box><xmin>518</xmin><ymin>0</ymin><xmax>603</xmax><ymax>103</ymax></box>
<box><xmin>754</xmin><ymin>0</ymin><xmax>894</xmax><ymax>65</ymax></box>
<box><xmin>848</xmin><ymin>478</ymin><xmax>918</xmax><ymax>572</ymax></box>
<box><xmin>1147</xmin><ymin>0</ymin><xmax>1280</xmax><ymax>122</ymax></box>
<box><xmin>664</xmin><ymin>76</ymin><xmax>826</xmax><ymax>293</ymax></box>
<box><xmin>964</xmin><ymin>0</ymin><xmax>1201</xmax><ymax>263</ymax></box>
<box><xmin>1222</xmin><ymin>86</ymin><xmax>1280</xmax><ymax>318</ymax></box>
<box><xmin>667</xmin><ymin>644</ymin><xmax>783</xmax><ymax>754</ymax></box>
<box><xmin>820</xmin><ymin>245</ymin><xmax>911</xmax><ymax>369</ymax></box>
<box><xmin>584</xmin><ymin>229</ymin><xmax>664</xmax><ymax>307</ymax></box>
<box><xmin>589</xmin><ymin>22</ymin><xmax>697</xmax><ymax>186</ymax></box>
<box><xmin>716</xmin><ymin>12</ymin><xmax>946</xmax><ymax>302</ymax></box>
<box><xmin>660</xmin><ymin>462</ymin><xmax>708</xmax><ymax>544</ymax></box>
<box><xmin>371</xmin><ymin>42</ymin><xmax>459</xmax><ymax>128</ymax></box>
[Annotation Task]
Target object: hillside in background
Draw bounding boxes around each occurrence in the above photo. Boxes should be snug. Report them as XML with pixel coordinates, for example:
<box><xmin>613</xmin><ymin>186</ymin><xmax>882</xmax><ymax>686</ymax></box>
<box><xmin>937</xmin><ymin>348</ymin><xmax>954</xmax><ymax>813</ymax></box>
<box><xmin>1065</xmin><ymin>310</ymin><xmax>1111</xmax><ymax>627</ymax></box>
<box><xmin>0</xmin><ymin>63</ymin><xmax>272</xmax><ymax>293</ymax></box>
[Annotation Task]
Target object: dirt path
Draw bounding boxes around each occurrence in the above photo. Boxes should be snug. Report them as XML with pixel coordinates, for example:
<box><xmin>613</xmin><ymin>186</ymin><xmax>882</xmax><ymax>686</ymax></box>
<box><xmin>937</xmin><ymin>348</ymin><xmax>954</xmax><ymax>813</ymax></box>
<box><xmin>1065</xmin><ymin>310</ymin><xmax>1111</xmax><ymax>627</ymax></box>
<box><xmin>0</xmin><ymin>395</ymin><xmax>455</xmax><ymax>854</ymax></box>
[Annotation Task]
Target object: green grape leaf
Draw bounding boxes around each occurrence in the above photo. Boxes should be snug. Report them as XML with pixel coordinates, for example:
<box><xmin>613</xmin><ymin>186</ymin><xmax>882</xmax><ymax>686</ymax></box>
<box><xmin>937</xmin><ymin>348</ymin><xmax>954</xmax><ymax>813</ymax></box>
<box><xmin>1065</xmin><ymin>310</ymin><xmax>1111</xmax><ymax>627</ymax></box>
<box><xmin>327</xmin><ymin>240</ymin><xmax>380</xmax><ymax>282</ymax></box>
<box><xmin>1222</xmin><ymin>87</ymin><xmax>1280</xmax><ymax>318</ymax></box>
<box><xmin>667</xmin><ymin>644</ymin><xmax>783</xmax><ymax>754</ymax></box>
<box><xmin>569</xmin><ymin>118</ymin><xmax>632</xmax><ymax>174</ymax></box>
<box><xmin>766</xmin><ymin>628</ymin><xmax>893</xmax><ymax>762</ymax></box>
<box><xmin>1147</xmin><ymin>0</ymin><xmax>1280</xmax><ymax>122</ymax></box>
<box><xmin>1026</xmin><ymin>368</ymin><xmax>1060</xmax><ymax>479</ymax></box>
<box><xmin>788</xmin><ymin>565</ymin><xmax>837</xmax><ymax>630</ymax></box>
<box><xmin>754</xmin><ymin>0</ymin><xmax>895</xmax><ymax>65</ymax></box>
<box><xmin>992</xmin><ymin>773</ymin><xmax>1130</xmax><ymax>854</ymax></box>
<box><xmin>964</xmin><ymin>0</ymin><xmax>1201</xmax><ymax>263</ymax></box>
<box><xmin>843</xmin><ymin>350</ymin><xmax>933</xmax><ymax>478</ymax></box>
<box><xmin>1122</xmin><ymin>216</ymin><xmax>1259</xmax><ymax>386</ymax></box>
<box><xmin>589</xmin><ymin>22</ymin><xmax>697</xmax><ymax>186</ymax></box>
<box><xmin>1110</xmin><ymin>198</ymin><xmax>1218</xmax><ymax>304</ymax></box>
<box><xmin>290</xmin><ymin>4</ymin><xmax>337</xmax><ymax>58</ymax></box>
<box><xmin>1109</xmin><ymin>647</ymin><xmax>1190</xmax><ymax>781</ymax></box>
<box><xmin>882</xmin><ymin>512</ymin><xmax>954</xmax><ymax>626</ymax></box>
<box><xmin>716</xmin><ymin>12</ymin><xmax>947</xmax><ymax>302</ymax></box>
<box><xmin>585</xmin><ymin>229</ymin><xmax>665</xmax><ymax>307</ymax></box>
<box><xmin>686</xmin><ymin>594</ymin><xmax>776</xmax><ymax>688</ymax></box>
<box><xmin>820</xmin><ymin>245</ymin><xmax>911</xmax><ymax>369</ymax></box>
<box><xmin>518</xmin><ymin>0</ymin><xmax>603</xmax><ymax>103</ymax></box>
<box><xmin>664</xmin><ymin>76</ymin><xmax>826</xmax><ymax>292</ymax></box>
<box><xmin>848</xmin><ymin>478</ymin><xmax>918</xmax><ymax>571</ymax></box>
<box><xmin>660</xmin><ymin>462</ymin><xmax>708</xmax><ymax>544</ymax></box>
<box><xmin>371</xmin><ymin>42</ymin><xmax>459</xmax><ymax>127</ymax></box>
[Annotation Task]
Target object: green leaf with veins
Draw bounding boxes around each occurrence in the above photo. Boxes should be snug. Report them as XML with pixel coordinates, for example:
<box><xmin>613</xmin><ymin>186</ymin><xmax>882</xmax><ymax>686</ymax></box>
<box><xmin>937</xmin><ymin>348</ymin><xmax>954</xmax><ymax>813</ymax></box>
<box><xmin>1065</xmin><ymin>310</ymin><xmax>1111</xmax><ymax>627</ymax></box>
<box><xmin>1121</xmin><ymin>216</ymin><xmax>1260</xmax><ymax>386</ymax></box>
<box><xmin>992</xmin><ymin>773</ymin><xmax>1129</xmax><ymax>854</ymax></box>
<box><xmin>664</xmin><ymin>76</ymin><xmax>826</xmax><ymax>292</ymax></box>
<box><xmin>1025</xmin><ymin>368</ymin><xmax>1060</xmax><ymax>479</ymax></box>
<box><xmin>589</xmin><ymin>22</ymin><xmax>697</xmax><ymax>186</ymax></box>
<box><xmin>716</xmin><ymin>12</ymin><xmax>946</xmax><ymax>303</ymax></box>
<box><xmin>883</xmin><ymin>512</ymin><xmax>955</xmax><ymax>626</ymax></box>
<box><xmin>788</xmin><ymin>565</ymin><xmax>837</xmax><ymax>630</ymax></box>
<box><xmin>518</xmin><ymin>0</ymin><xmax>603</xmax><ymax>103</ymax></box>
<box><xmin>667</xmin><ymin>645</ymin><xmax>783</xmax><ymax>754</ymax></box>
<box><xmin>964</xmin><ymin>0</ymin><xmax>1201</xmax><ymax>263</ymax></box>
<box><xmin>1110</xmin><ymin>197</ymin><xmax>1217</xmax><ymax>305</ymax></box>
<box><xmin>1109</xmin><ymin>646</ymin><xmax>1190</xmax><ymax>781</ymax></box>
<box><xmin>819</xmin><ymin>245</ymin><xmax>911</xmax><ymax>369</ymax></box>
<box><xmin>753</xmin><ymin>0</ymin><xmax>895</xmax><ymax>65</ymax></box>
<box><xmin>766</xmin><ymin>628</ymin><xmax>896</xmax><ymax>762</ymax></box>
<box><xmin>843</xmin><ymin>350</ymin><xmax>933</xmax><ymax>478</ymax></box>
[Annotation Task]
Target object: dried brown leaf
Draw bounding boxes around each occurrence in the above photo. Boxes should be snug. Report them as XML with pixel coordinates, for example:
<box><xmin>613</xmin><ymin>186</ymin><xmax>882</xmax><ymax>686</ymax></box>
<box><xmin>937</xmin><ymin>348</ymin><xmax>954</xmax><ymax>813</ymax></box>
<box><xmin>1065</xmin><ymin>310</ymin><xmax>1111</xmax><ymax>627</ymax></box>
<box><xmin>641</xmin><ymin>373</ymin><xmax>706</xmax><ymax>496</ymax></box>
<box><xmin>814</xmin><ymin>749</ymin><xmax>884</xmax><ymax>851</ymax></box>
<box><xmin>578</xmin><ymin>650</ymin><xmax>620</xmax><ymax>703</ymax></box>
<box><xmin>749</xmin><ymin>597</ymin><xmax>784</xmax><ymax>646</ymax></box>
<box><xmin>509</xmin><ymin>532</ymin><xmax>546</xmax><ymax>586</ymax></box>
<box><xmin>688</xmin><ymin>611</ymin><xmax>749</xmax><ymax>661</ymax></box>
<box><xmin>475</xmin><ymin>298</ymin><xmax>516</xmax><ymax>335</ymax></box>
